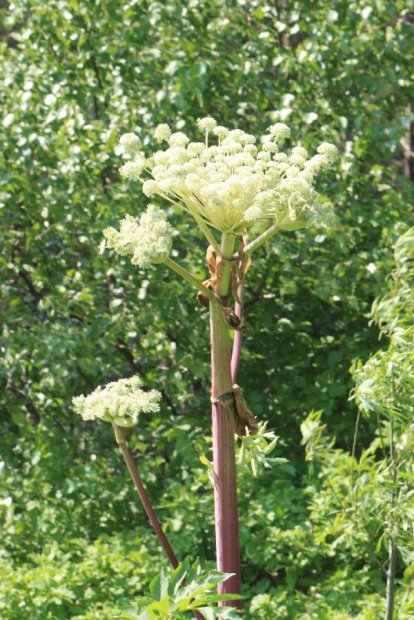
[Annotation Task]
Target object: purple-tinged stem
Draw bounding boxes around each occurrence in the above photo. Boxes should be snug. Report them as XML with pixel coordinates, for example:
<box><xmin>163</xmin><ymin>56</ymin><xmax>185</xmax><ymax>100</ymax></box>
<box><xmin>210</xmin><ymin>233</ymin><xmax>242</xmax><ymax>608</ymax></box>
<box><xmin>114</xmin><ymin>425</ymin><xmax>179</xmax><ymax>568</ymax></box>
<box><xmin>231</xmin><ymin>238</ymin><xmax>247</xmax><ymax>384</ymax></box>
<box><xmin>113</xmin><ymin>425</ymin><xmax>204</xmax><ymax>620</ymax></box>
<box><xmin>230</xmin><ymin>289</ymin><xmax>244</xmax><ymax>385</ymax></box>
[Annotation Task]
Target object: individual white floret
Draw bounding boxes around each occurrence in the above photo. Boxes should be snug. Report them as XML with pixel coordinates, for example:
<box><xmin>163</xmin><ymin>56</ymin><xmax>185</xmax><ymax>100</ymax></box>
<box><xmin>228</xmin><ymin>153</ymin><xmax>255</xmax><ymax>168</ymax></box>
<box><xmin>244</xmin><ymin>144</ymin><xmax>258</xmax><ymax>156</ymax></box>
<box><xmin>168</xmin><ymin>165</ymin><xmax>187</xmax><ymax>178</ymax></box>
<box><xmin>280</xmin><ymin>176</ymin><xmax>312</xmax><ymax>198</ymax></box>
<box><xmin>305</xmin><ymin>154</ymin><xmax>327</xmax><ymax>173</ymax></box>
<box><xmin>153</xmin><ymin>151</ymin><xmax>169</xmax><ymax>165</ymax></box>
<box><xmin>168</xmin><ymin>132</ymin><xmax>190</xmax><ymax>147</ymax></box>
<box><xmin>228</xmin><ymin>129</ymin><xmax>255</xmax><ymax>144</ymax></box>
<box><xmin>235</xmin><ymin>166</ymin><xmax>254</xmax><ymax>177</ymax></box>
<box><xmin>220</xmin><ymin>141</ymin><xmax>243</xmax><ymax>154</ymax></box>
<box><xmin>185</xmin><ymin>173</ymin><xmax>202</xmax><ymax>191</ymax></box>
<box><xmin>210</xmin><ymin>172</ymin><xmax>228</xmax><ymax>183</ymax></box>
<box><xmin>197</xmin><ymin>117</ymin><xmax>217</xmax><ymax>132</ymax></box>
<box><xmin>165</xmin><ymin>147</ymin><xmax>189</xmax><ymax>165</ymax></box>
<box><xmin>292</xmin><ymin>146</ymin><xmax>308</xmax><ymax>159</ymax></box>
<box><xmin>151</xmin><ymin>165</ymin><xmax>168</xmax><ymax>177</ymax></box>
<box><xmin>254</xmin><ymin>160</ymin><xmax>269</xmax><ymax>172</ymax></box>
<box><xmin>119</xmin><ymin>133</ymin><xmax>141</xmax><ymax>155</ymax></box>
<box><xmin>317</xmin><ymin>142</ymin><xmax>338</xmax><ymax>161</ymax></box>
<box><xmin>273</xmin><ymin>153</ymin><xmax>288</xmax><ymax>163</ymax></box>
<box><xmin>72</xmin><ymin>375</ymin><xmax>161</xmax><ymax>428</ymax></box>
<box><xmin>154</xmin><ymin>124</ymin><xmax>171</xmax><ymax>142</ymax></box>
<box><xmin>244</xmin><ymin>205</ymin><xmax>264</xmax><ymax>222</ymax></box>
<box><xmin>300</xmin><ymin>169</ymin><xmax>314</xmax><ymax>183</ymax></box>
<box><xmin>265</xmin><ymin>162</ymin><xmax>282</xmax><ymax>176</ymax></box>
<box><xmin>212</xmin><ymin>125</ymin><xmax>229</xmax><ymax>140</ymax></box>
<box><xmin>119</xmin><ymin>159</ymin><xmax>146</xmax><ymax>180</ymax></box>
<box><xmin>205</xmin><ymin>146</ymin><xmax>219</xmax><ymax>159</ymax></box>
<box><xmin>187</xmin><ymin>142</ymin><xmax>205</xmax><ymax>155</ymax></box>
<box><xmin>158</xmin><ymin>176</ymin><xmax>184</xmax><ymax>193</ymax></box>
<box><xmin>242</xmin><ymin>133</ymin><xmax>256</xmax><ymax>145</ymax></box>
<box><xmin>286</xmin><ymin>166</ymin><xmax>301</xmax><ymax>178</ymax></box>
<box><xmin>257</xmin><ymin>151</ymin><xmax>271</xmax><ymax>162</ymax></box>
<box><xmin>142</xmin><ymin>180</ymin><xmax>159</xmax><ymax>196</ymax></box>
<box><xmin>275</xmin><ymin>162</ymin><xmax>289</xmax><ymax>174</ymax></box>
<box><xmin>184</xmin><ymin>159</ymin><xmax>199</xmax><ymax>173</ymax></box>
<box><xmin>262</xmin><ymin>142</ymin><xmax>278</xmax><ymax>153</ymax></box>
<box><xmin>268</xmin><ymin>123</ymin><xmax>291</xmax><ymax>141</ymax></box>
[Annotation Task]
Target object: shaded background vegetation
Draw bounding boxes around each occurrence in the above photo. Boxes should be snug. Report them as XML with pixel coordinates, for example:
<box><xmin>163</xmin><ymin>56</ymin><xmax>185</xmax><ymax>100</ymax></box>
<box><xmin>1</xmin><ymin>0</ymin><xmax>413</xmax><ymax>617</ymax></box>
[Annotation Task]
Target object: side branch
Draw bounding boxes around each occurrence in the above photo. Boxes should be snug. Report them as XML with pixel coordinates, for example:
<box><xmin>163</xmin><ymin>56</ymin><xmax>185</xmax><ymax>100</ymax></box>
<box><xmin>113</xmin><ymin>425</ymin><xmax>205</xmax><ymax>620</ymax></box>
<box><xmin>236</xmin><ymin>221</ymin><xmax>281</xmax><ymax>257</ymax></box>
<box><xmin>113</xmin><ymin>424</ymin><xmax>179</xmax><ymax>568</ymax></box>
<box><xmin>166</xmin><ymin>257</ymin><xmax>217</xmax><ymax>303</ymax></box>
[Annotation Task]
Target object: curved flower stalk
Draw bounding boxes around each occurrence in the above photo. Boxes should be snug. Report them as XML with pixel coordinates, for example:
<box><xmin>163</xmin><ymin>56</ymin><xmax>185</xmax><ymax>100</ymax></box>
<box><xmin>97</xmin><ymin>118</ymin><xmax>338</xmax><ymax>609</ymax></box>
<box><xmin>73</xmin><ymin>377</ymin><xmax>181</xmax><ymax>576</ymax></box>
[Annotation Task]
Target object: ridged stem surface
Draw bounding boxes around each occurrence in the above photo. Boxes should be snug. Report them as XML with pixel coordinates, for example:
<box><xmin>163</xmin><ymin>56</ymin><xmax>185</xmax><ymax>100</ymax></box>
<box><xmin>210</xmin><ymin>233</ymin><xmax>241</xmax><ymax>607</ymax></box>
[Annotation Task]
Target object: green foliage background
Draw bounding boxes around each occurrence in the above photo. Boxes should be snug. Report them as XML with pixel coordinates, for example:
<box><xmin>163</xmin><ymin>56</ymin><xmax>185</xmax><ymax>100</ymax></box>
<box><xmin>1</xmin><ymin>0</ymin><xmax>414</xmax><ymax>617</ymax></box>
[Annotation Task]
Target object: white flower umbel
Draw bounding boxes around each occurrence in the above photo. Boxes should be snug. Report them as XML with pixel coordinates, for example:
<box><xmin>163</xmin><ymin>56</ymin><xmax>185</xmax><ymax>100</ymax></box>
<box><xmin>101</xmin><ymin>204</ymin><xmax>174</xmax><ymax>268</ymax></box>
<box><xmin>73</xmin><ymin>376</ymin><xmax>161</xmax><ymax>427</ymax></box>
<box><xmin>116</xmin><ymin>119</ymin><xmax>337</xmax><ymax>237</ymax></box>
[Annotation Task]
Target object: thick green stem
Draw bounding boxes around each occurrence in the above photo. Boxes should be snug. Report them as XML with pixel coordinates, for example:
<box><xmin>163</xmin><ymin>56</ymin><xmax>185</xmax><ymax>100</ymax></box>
<box><xmin>210</xmin><ymin>233</ymin><xmax>241</xmax><ymax>608</ymax></box>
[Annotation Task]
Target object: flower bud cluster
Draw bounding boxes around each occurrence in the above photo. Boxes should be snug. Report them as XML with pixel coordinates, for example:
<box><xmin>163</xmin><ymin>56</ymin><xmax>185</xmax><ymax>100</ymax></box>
<box><xmin>117</xmin><ymin>118</ymin><xmax>338</xmax><ymax>234</ymax></box>
<box><xmin>101</xmin><ymin>205</ymin><xmax>174</xmax><ymax>268</ymax></box>
<box><xmin>119</xmin><ymin>132</ymin><xmax>142</xmax><ymax>154</ymax></box>
<box><xmin>118</xmin><ymin>132</ymin><xmax>147</xmax><ymax>181</ymax></box>
<box><xmin>72</xmin><ymin>376</ymin><xmax>161</xmax><ymax>427</ymax></box>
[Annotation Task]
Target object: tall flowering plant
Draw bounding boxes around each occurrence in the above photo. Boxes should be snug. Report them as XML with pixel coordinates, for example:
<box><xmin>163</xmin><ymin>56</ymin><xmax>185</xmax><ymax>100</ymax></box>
<box><xmin>74</xmin><ymin>117</ymin><xmax>337</xmax><ymax>616</ymax></box>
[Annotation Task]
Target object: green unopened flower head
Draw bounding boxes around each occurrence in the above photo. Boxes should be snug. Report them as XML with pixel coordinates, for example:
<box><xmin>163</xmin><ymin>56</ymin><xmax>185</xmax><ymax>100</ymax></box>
<box><xmin>101</xmin><ymin>204</ymin><xmax>174</xmax><ymax>268</ymax></box>
<box><xmin>117</xmin><ymin>119</ymin><xmax>338</xmax><ymax>235</ymax></box>
<box><xmin>72</xmin><ymin>376</ymin><xmax>161</xmax><ymax>427</ymax></box>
